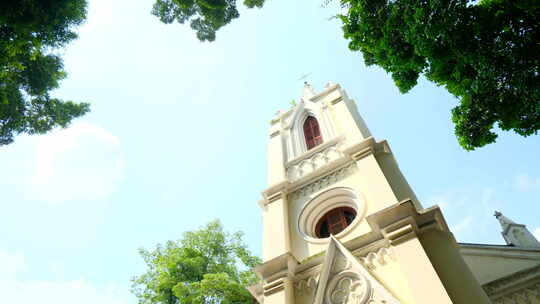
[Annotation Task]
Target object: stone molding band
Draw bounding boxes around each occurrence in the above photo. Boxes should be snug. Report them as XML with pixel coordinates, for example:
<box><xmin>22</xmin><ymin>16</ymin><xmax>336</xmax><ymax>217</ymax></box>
<box><xmin>251</xmin><ymin>201</ymin><xmax>449</xmax><ymax>296</ymax></box>
<box><xmin>260</xmin><ymin>137</ymin><xmax>390</xmax><ymax>207</ymax></box>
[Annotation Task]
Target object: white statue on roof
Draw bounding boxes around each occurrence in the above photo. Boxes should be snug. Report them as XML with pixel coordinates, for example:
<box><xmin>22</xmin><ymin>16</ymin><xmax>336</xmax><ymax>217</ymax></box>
<box><xmin>494</xmin><ymin>211</ymin><xmax>540</xmax><ymax>247</ymax></box>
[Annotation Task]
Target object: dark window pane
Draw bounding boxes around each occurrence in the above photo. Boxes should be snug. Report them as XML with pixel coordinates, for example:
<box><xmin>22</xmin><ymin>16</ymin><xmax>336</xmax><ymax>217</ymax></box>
<box><xmin>303</xmin><ymin>116</ymin><xmax>323</xmax><ymax>150</ymax></box>
<box><xmin>318</xmin><ymin>220</ymin><xmax>330</xmax><ymax>238</ymax></box>
<box><xmin>315</xmin><ymin>207</ymin><xmax>357</xmax><ymax>238</ymax></box>
<box><xmin>344</xmin><ymin>210</ymin><xmax>356</xmax><ymax>224</ymax></box>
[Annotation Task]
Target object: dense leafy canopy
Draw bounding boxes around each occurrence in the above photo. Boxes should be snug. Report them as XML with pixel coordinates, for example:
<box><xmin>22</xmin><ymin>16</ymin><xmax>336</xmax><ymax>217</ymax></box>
<box><xmin>152</xmin><ymin>0</ymin><xmax>540</xmax><ymax>150</ymax></box>
<box><xmin>341</xmin><ymin>0</ymin><xmax>539</xmax><ymax>150</ymax></box>
<box><xmin>0</xmin><ymin>0</ymin><xmax>90</xmax><ymax>145</ymax></box>
<box><xmin>151</xmin><ymin>0</ymin><xmax>265</xmax><ymax>41</ymax></box>
<box><xmin>131</xmin><ymin>220</ymin><xmax>261</xmax><ymax>304</ymax></box>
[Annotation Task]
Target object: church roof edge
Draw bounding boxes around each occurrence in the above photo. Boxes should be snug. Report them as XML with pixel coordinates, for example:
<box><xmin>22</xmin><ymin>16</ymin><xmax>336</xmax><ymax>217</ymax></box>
<box><xmin>269</xmin><ymin>83</ymin><xmax>342</xmax><ymax>124</ymax></box>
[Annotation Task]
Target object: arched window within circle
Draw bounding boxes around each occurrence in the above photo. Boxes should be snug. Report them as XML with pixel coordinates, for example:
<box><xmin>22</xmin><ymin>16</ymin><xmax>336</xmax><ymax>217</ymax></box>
<box><xmin>315</xmin><ymin>207</ymin><xmax>357</xmax><ymax>238</ymax></box>
<box><xmin>303</xmin><ymin>116</ymin><xmax>323</xmax><ymax>150</ymax></box>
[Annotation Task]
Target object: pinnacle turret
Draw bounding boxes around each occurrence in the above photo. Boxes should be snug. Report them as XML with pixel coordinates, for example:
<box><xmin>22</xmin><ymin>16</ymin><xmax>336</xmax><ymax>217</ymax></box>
<box><xmin>302</xmin><ymin>81</ymin><xmax>316</xmax><ymax>99</ymax></box>
<box><xmin>494</xmin><ymin>211</ymin><xmax>540</xmax><ymax>247</ymax></box>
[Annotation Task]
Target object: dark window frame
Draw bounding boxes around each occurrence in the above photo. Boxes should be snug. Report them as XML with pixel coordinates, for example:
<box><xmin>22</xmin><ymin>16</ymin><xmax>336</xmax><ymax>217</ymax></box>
<box><xmin>315</xmin><ymin>207</ymin><xmax>357</xmax><ymax>238</ymax></box>
<box><xmin>303</xmin><ymin>116</ymin><xmax>323</xmax><ymax>150</ymax></box>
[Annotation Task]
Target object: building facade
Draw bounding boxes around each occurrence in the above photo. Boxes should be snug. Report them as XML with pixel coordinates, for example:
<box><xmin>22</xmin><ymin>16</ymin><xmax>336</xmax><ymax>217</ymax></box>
<box><xmin>248</xmin><ymin>83</ymin><xmax>540</xmax><ymax>304</ymax></box>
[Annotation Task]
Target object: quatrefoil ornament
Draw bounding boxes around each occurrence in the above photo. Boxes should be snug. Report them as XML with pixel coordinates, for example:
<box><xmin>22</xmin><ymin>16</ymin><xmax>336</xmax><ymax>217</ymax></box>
<box><xmin>327</xmin><ymin>271</ymin><xmax>371</xmax><ymax>304</ymax></box>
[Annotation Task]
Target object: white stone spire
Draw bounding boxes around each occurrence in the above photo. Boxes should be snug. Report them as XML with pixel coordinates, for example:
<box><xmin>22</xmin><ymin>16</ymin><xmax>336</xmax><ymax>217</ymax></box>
<box><xmin>494</xmin><ymin>211</ymin><xmax>517</xmax><ymax>230</ymax></box>
<box><xmin>494</xmin><ymin>211</ymin><xmax>540</xmax><ymax>247</ymax></box>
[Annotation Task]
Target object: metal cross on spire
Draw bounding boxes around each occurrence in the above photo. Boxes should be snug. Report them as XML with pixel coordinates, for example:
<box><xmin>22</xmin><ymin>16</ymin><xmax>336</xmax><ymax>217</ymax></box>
<box><xmin>297</xmin><ymin>72</ymin><xmax>312</xmax><ymax>82</ymax></box>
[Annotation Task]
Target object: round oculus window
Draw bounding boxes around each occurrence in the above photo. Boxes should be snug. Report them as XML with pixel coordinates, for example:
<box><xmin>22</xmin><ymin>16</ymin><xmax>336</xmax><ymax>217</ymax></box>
<box><xmin>315</xmin><ymin>207</ymin><xmax>357</xmax><ymax>238</ymax></box>
<box><xmin>297</xmin><ymin>187</ymin><xmax>365</xmax><ymax>243</ymax></box>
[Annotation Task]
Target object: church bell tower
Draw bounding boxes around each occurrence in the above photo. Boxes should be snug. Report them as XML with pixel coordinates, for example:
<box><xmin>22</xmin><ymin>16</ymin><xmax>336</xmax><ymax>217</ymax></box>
<box><xmin>248</xmin><ymin>83</ymin><xmax>492</xmax><ymax>304</ymax></box>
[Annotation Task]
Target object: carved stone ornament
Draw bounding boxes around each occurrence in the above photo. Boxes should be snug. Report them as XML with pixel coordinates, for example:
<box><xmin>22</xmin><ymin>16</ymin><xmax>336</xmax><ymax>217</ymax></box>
<box><xmin>359</xmin><ymin>247</ymin><xmax>396</xmax><ymax>270</ymax></box>
<box><xmin>313</xmin><ymin>237</ymin><xmax>400</xmax><ymax>304</ymax></box>
<box><xmin>491</xmin><ymin>283</ymin><xmax>540</xmax><ymax>304</ymax></box>
<box><xmin>295</xmin><ymin>276</ymin><xmax>318</xmax><ymax>295</ymax></box>
<box><xmin>326</xmin><ymin>271</ymin><xmax>371</xmax><ymax>304</ymax></box>
<box><xmin>286</xmin><ymin>143</ymin><xmax>344</xmax><ymax>181</ymax></box>
<box><xmin>484</xmin><ymin>264</ymin><xmax>540</xmax><ymax>304</ymax></box>
<box><xmin>289</xmin><ymin>163</ymin><xmax>357</xmax><ymax>201</ymax></box>
<box><xmin>332</xmin><ymin>254</ymin><xmax>352</xmax><ymax>274</ymax></box>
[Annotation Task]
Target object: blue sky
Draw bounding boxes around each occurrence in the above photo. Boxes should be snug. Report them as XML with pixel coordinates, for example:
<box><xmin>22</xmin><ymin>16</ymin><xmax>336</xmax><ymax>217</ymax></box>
<box><xmin>1</xmin><ymin>0</ymin><xmax>540</xmax><ymax>303</ymax></box>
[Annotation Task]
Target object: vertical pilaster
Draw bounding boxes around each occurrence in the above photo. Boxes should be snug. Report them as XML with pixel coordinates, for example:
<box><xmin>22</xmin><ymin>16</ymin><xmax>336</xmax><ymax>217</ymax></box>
<box><xmin>329</xmin><ymin>93</ymin><xmax>370</xmax><ymax>144</ymax></box>
<box><xmin>421</xmin><ymin>230</ymin><xmax>491</xmax><ymax>304</ymax></box>
<box><xmin>267</xmin><ymin>121</ymin><xmax>285</xmax><ymax>186</ymax></box>
<box><xmin>263</xmin><ymin>195</ymin><xmax>291</xmax><ymax>262</ymax></box>
<box><xmin>391</xmin><ymin>237</ymin><xmax>454</xmax><ymax>304</ymax></box>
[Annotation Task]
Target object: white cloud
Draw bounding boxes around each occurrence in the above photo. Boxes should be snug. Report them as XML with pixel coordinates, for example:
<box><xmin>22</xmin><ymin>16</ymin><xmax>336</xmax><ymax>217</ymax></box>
<box><xmin>423</xmin><ymin>186</ymin><xmax>503</xmax><ymax>243</ymax></box>
<box><xmin>479</xmin><ymin>187</ymin><xmax>498</xmax><ymax>220</ymax></box>
<box><xmin>29</xmin><ymin>122</ymin><xmax>124</xmax><ymax>203</ymax></box>
<box><xmin>534</xmin><ymin>228</ymin><xmax>540</xmax><ymax>241</ymax></box>
<box><xmin>423</xmin><ymin>193</ymin><xmax>470</xmax><ymax>213</ymax></box>
<box><xmin>515</xmin><ymin>174</ymin><xmax>540</xmax><ymax>192</ymax></box>
<box><xmin>79</xmin><ymin>0</ymin><xmax>114</xmax><ymax>34</ymax></box>
<box><xmin>480</xmin><ymin>188</ymin><xmax>494</xmax><ymax>209</ymax></box>
<box><xmin>0</xmin><ymin>249</ymin><xmax>129</xmax><ymax>304</ymax></box>
<box><xmin>451</xmin><ymin>216</ymin><xmax>473</xmax><ymax>234</ymax></box>
<box><xmin>426</xmin><ymin>195</ymin><xmax>449</xmax><ymax>210</ymax></box>
<box><xmin>0</xmin><ymin>250</ymin><xmax>25</xmax><ymax>280</ymax></box>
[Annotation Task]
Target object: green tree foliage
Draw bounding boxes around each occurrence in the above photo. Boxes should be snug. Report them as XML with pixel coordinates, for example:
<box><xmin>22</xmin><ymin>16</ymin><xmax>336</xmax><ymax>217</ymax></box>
<box><xmin>341</xmin><ymin>0</ymin><xmax>539</xmax><ymax>150</ymax></box>
<box><xmin>0</xmin><ymin>0</ymin><xmax>90</xmax><ymax>145</ymax></box>
<box><xmin>131</xmin><ymin>220</ymin><xmax>261</xmax><ymax>304</ymax></box>
<box><xmin>152</xmin><ymin>0</ymin><xmax>539</xmax><ymax>150</ymax></box>
<box><xmin>151</xmin><ymin>0</ymin><xmax>265</xmax><ymax>42</ymax></box>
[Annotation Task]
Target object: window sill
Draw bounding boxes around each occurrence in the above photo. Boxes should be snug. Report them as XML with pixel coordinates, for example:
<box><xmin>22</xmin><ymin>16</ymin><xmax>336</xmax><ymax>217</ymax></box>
<box><xmin>286</xmin><ymin>136</ymin><xmax>342</xmax><ymax>167</ymax></box>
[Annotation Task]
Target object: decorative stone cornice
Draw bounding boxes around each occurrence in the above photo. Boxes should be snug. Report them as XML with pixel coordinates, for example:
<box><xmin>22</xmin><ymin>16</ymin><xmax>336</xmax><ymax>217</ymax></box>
<box><xmin>343</xmin><ymin>138</ymin><xmax>391</xmax><ymax>162</ymax></box>
<box><xmin>330</xmin><ymin>96</ymin><xmax>343</xmax><ymax>105</ymax></box>
<box><xmin>285</xmin><ymin>138</ymin><xmax>346</xmax><ymax>182</ymax></box>
<box><xmin>484</xmin><ymin>264</ymin><xmax>540</xmax><ymax>293</ymax></box>
<box><xmin>253</xmin><ymin>252</ymin><xmax>299</xmax><ymax>284</ymax></box>
<box><xmin>490</xmin><ymin>283</ymin><xmax>540</xmax><ymax>304</ymax></box>
<box><xmin>247</xmin><ymin>281</ymin><xmax>263</xmax><ymax>303</ymax></box>
<box><xmin>460</xmin><ymin>243</ymin><xmax>540</xmax><ymax>260</ymax></box>
<box><xmin>253</xmin><ymin>201</ymin><xmax>448</xmax><ymax>285</ymax></box>
<box><xmin>359</xmin><ymin>246</ymin><xmax>396</xmax><ymax>270</ymax></box>
<box><xmin>286</xmin><ymin>137</ymin><xmax>343</xmax><ymax>167</ymax></box>
<box><xmin>289</xmin><ymin>163</ymin><xmax>357</xmax><ymax>201</ymax></box>
<box><xmin>253</xmin><ymin>240</ymin><xmax>394</xmax><ymax>290</ymax></box>
<box><xmin>263</xmin><ymin>278</ymin><xmax>286</xmax><ymax>296</ymax></box>
<box><xmin>261</xmin><ymin>181</ymin><xmax>288</xmax><ymax>206</ymax></box>
<box><xmin>483</xmin><ymin>264</ymin><xmax>540</xmax><ymax>304</ymax></box>
<box><xmin>260</xmin><ymin>137</ymin><xmax>392</xmax><ymax>207</ymax></box>
<box><xmin>366</xmin><ymin>200</ymin><xmax>449</xmax><ymax>245</ymax></box>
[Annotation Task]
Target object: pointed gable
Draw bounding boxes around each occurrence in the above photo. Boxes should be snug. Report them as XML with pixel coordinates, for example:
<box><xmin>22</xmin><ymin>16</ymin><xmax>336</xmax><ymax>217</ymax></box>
<box><xmin>313</xmin><ymin>236</ymin><xmax>400</xmax><ymax>304</ymax></box>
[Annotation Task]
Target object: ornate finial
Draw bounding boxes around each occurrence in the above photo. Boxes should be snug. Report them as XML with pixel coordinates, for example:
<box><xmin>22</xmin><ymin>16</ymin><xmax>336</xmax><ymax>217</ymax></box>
<box><xmin>302</xmin><ymin>82</ymin><xmax>316</xmax><ymax>99</ymax></box>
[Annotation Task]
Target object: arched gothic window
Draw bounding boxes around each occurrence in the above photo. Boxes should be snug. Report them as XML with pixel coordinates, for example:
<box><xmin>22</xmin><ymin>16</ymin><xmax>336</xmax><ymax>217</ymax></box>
<box><xmin>303</xmin><ymin>116</ymin><xmax>323</xmax><ymax>150</ymax></box>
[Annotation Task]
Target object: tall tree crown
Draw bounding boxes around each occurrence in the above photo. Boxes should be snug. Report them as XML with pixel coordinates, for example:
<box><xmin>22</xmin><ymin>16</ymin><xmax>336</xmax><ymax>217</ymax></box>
<box><xmin>132</xmin><ymin>220</ymin><xmax>261</xmax><ymax>304</ymax></box>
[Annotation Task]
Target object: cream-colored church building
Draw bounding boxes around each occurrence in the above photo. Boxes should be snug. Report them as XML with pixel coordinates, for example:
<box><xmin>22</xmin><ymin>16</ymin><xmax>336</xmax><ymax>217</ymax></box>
<box><xmin>248</xmin><ymin>83</ymin><xmax>540</xmax><ymax>304</ymax></box>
